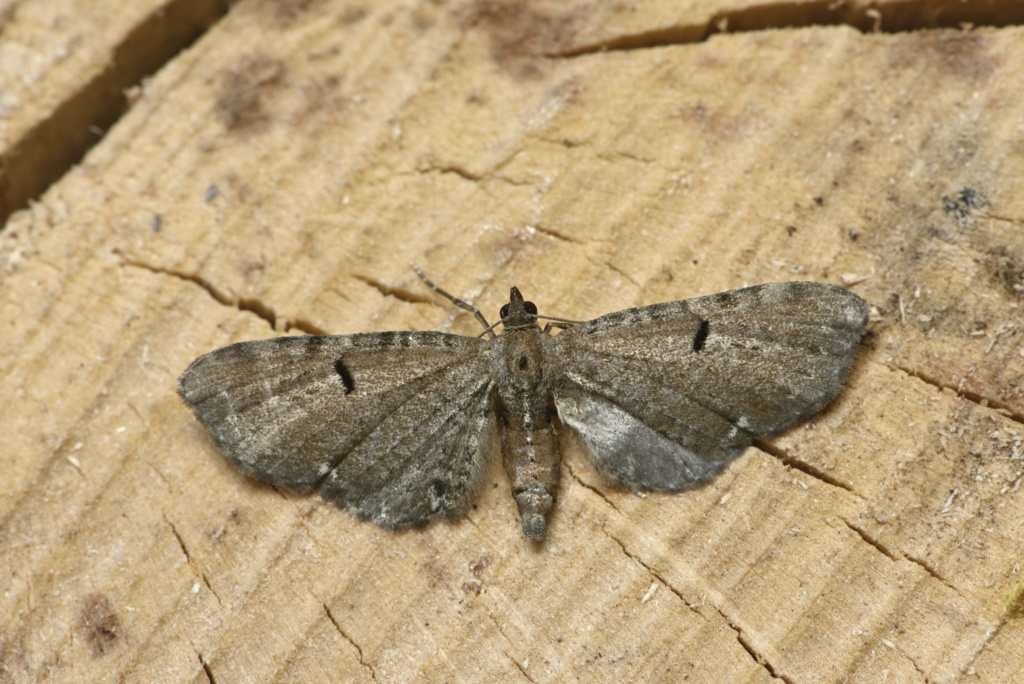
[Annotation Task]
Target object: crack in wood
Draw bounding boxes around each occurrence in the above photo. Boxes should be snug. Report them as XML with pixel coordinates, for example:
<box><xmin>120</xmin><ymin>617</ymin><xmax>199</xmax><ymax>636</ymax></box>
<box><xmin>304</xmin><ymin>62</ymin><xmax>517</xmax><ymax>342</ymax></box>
<box><xmin>351</xmin><ymin>273</ymin><xmax>433</xmax><ymax>306</ymax></box>
<box><xmin>563</xmin><ymin>460</ymin><xmax>620</xmax><ymax>513</ymax></box>
<box><xmin>837</xmin><ymin>516</ymin><xmax>968</xmax><ymax>604</ymax></box>
<box><xmin>196</xmin><ymin>648</ymin><xmax>217</xmax><ymax>684</ymax></box>
<box><xmin>602</xmin><ymin>527</ymin><xmax>787</xmax><ymax>681</ymax></box>
<box><xmin>119</xmin><ymin>253</ymin><xmax>331</xmax><ymax>336</ymax></box>
<box><xmin>164</xmin><ymin>515</ymin><xmax>222</xmax><ymax>606</ymax></box>
<box><xmin>322</xmin><ymin>602</ymin><xmax>377</xmax><ymax>680</ymax></box>
<box><xmin>119</xmin><ymin>254</ymin><xmax>278</xmax><ymax>330</ymax></box>
<box><xmin>484</xmin><ymin>613</ymin><xmax>537</xmax><ymax>684</ymax></box>
<box><xmin>548</xmin><ymin>2</ymin><xmax>1024</xmax><ymax>58</ymax></box>
<box><xmin>754</xmin><ymin>438</ymin><xmax>859</xmax><ymax>495</ymax></box>
<box><xmin>884</xmin><ymin>362</ymin><xmax>1023</xmax><ymax>424</ymax></box>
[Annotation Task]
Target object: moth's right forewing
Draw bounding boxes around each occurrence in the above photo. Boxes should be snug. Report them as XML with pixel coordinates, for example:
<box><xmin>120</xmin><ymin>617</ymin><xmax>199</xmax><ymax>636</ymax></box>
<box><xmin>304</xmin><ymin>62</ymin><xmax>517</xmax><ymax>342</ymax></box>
<box><xmin>177</xmin><ymin>332</ymin><xmax>489</xmax><ymax>490</ymax></box>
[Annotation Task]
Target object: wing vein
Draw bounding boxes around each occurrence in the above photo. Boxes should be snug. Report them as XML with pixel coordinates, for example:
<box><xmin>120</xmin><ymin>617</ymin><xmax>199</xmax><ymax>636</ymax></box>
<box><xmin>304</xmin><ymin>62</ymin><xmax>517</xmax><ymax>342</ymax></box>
<box><xmin>312</xmin><ymin>357</ymin><xmax>491</xmax><ymax>488</ymax></box>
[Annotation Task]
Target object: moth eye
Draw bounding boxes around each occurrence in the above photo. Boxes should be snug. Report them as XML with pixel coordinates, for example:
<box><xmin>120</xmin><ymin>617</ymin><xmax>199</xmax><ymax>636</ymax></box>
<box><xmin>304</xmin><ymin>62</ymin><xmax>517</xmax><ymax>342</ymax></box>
<box><xmin>524</xmin><ymin>301</ymin><xmax>538</xmax><ymax>315</ymax></box>
<box><xmin>500</xmin><ymin>304</ymin><xmax>509</xmax><ymax>318</ymax></box>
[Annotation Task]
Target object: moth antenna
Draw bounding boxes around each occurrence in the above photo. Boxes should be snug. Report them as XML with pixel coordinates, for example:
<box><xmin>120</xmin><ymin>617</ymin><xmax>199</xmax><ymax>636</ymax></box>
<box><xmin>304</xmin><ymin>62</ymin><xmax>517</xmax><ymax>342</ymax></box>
<box><xmin>412</xmin><ymin>264</ymin><xmax>494</xmax><ymax>338</ymax></box>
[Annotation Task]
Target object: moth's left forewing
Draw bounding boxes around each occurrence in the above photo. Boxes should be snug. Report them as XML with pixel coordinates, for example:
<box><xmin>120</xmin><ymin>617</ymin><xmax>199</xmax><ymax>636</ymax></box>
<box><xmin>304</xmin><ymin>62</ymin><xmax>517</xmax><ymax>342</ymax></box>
<box><xmin>549</xmin><ymin>283</ymin><xmax>868</xmax><ymax>491</ymax></box>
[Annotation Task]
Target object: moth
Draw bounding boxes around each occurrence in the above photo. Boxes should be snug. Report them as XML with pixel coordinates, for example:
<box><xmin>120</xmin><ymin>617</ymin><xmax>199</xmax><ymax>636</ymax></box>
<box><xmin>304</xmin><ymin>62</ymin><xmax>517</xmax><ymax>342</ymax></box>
<box><xmin>178</xmin><ymin>272</ymin><xmax>868</xmax><ymax>540</ymax></box>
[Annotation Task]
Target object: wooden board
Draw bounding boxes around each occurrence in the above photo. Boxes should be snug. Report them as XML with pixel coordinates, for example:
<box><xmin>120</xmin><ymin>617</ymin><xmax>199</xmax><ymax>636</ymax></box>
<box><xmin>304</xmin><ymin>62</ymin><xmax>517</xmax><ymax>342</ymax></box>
<box><xmin>0</xmin><ymin>0</ymin><xmax>226</xmax><ymax>223</ymax></box>
<box><xmin>2</xmin><ymin>1</ymin><xmax>1023</xmax><ymax>681</ymax></box>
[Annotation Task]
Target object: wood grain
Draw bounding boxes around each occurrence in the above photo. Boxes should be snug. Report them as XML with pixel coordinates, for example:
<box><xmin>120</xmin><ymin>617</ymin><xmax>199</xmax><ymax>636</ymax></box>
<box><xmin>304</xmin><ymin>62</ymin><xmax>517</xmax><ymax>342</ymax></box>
<box><xmin>2</xmin><ymin>1</ymin><xmax>1023</xmax><ymax>682</ymax></box>
<box><xmin>0</xmin><ymin>0</ymin><xmax>226</xmax><ymax>223</ymax></box>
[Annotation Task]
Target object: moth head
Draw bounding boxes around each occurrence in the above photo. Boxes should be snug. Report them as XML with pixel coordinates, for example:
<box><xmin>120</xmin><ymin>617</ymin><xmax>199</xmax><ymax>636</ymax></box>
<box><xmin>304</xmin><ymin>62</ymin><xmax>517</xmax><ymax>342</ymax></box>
<box><xmin>500</xmin><ymin>286</ymin><xmax>538</xmax><ymax>329</ymax></box>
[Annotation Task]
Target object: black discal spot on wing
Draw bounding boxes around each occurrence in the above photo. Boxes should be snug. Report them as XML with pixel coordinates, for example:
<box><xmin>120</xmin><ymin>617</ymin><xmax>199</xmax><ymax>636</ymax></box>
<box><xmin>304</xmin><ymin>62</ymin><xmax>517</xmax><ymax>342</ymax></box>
<box><xmin>693</xmin><ymin>319</ymin><xmax>710</xmax><ymax>352</ymax></box>
<box><xmin>518</xmin><ymin>354</ymin><xmax>529</xmax><ymax>370</ymax></box>
<box><xmin>334</xmin><ymin>358</ymin><xmax>355</xmax><ymax>393</ymax></box>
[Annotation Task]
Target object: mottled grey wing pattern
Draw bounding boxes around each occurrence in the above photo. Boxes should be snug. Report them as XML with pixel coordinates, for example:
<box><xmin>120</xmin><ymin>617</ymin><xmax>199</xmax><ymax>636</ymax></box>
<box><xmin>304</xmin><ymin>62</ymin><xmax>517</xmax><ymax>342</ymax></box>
<box><xmin>551</xmin><ymin>283</ymin><xmax>868</xmax><ymax>491</ymax></box>
<box><xmin>178</xmin><ymin>332</ymin><xmax>495</xmax><ymax>529</ymax></box>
